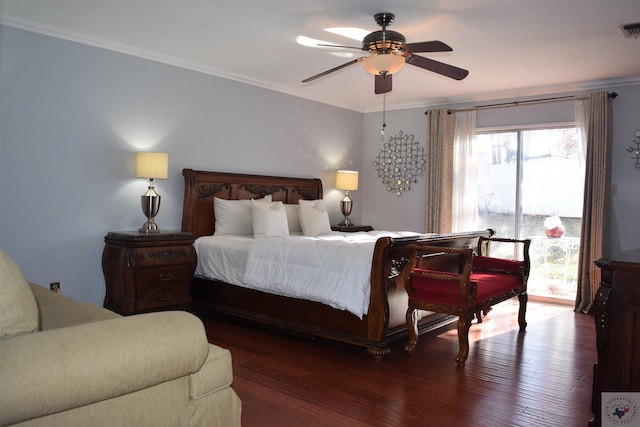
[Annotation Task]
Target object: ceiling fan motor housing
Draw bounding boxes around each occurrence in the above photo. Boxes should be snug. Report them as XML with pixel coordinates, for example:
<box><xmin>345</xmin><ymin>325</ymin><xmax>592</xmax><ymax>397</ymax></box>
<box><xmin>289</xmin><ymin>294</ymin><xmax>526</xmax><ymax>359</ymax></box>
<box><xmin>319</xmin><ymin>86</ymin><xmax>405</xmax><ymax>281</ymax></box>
<box><xmin>362</xmin><ymin>30</ymin><xmax>406</xmax><ymax>54</ymax></box>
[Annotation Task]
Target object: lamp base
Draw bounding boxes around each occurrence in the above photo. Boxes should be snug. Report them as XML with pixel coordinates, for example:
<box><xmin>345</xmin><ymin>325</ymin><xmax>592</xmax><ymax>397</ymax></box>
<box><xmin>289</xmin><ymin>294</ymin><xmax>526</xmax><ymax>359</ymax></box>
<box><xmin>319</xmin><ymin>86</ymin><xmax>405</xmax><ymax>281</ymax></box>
<box><xmin>140</xmin><ymin>220</ymin><xmax>160</xmax><ymax>233</ymax></box>
<box><xmin>339</xmin><ymin>192</ymin><xmax>353</xmax><ymax>227</ymax></box>
<box><xmin>140</xmin><ymin>188</ymin><xmax>161</xmax><ymax>234</ymax></box>
<box><xmin>338</xmin><ymin>217</ymin><xmax>353</xmax><ymax>226</ymax></box>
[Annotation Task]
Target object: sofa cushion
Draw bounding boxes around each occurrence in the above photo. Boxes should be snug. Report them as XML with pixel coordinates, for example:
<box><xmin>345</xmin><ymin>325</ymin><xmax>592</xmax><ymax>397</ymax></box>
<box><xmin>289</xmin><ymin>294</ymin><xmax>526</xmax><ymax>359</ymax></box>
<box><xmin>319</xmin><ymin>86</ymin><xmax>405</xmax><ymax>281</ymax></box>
<box><xmin>29</xmin><ymin>282</ymin><xmax>120</xmax><ymax>331</ymax></box>
<box><xmin>190</xmin><ymin>344</ymin><xmax>235</xmax><ymax>399</ymax></box>
<box><xmin>0</xmin><ymin>250</ymin><xmax>38</xmax><ymax>338</ymax></box>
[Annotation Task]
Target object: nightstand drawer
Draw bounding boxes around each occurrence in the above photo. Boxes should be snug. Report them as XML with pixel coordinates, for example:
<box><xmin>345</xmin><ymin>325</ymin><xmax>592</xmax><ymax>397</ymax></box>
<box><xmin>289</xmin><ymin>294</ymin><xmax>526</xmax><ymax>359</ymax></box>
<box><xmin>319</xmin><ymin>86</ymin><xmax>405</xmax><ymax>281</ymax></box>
<box><xmin>136</xmin><ymin>265</ymin><xmax>194</xmax><ymax>289</ymax></box>
<box><xmin>135</xmin><ymin>245</ymin><xmax>195</xmax><ymax>266</ymax></box>
<box><xmin>136</xmin><ymin>284</ymin><xmax>191</xmax><ymax>312</ymax></box>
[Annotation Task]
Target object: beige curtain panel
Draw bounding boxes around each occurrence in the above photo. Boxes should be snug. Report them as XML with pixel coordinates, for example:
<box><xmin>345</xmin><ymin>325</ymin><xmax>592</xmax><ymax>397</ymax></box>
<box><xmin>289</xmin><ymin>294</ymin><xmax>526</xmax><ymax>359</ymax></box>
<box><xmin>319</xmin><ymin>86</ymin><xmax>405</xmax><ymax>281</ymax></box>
<box><xmin>575</xmin><ymin>91</ymin><xmax>613</xmax><ymax>313</ymax></box>
<box><xmin>424</xmin><ymin>109</ymin><xmax>454</xmax><ymax>233</ymax></box>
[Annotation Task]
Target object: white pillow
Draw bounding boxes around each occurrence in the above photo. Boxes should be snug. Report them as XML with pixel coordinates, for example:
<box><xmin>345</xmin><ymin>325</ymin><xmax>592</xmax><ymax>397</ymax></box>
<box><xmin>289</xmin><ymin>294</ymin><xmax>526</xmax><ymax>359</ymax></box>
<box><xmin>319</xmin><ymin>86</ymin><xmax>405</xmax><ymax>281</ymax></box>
<box><xmin>251</xmin><ymin>200</ymin><xmax>290</xmax><ymax>239</ymax></box>
<box><xmin>0</xmin><ymin>250</ymin><xmax>39</xmax><ymax>338</ymax></box>
<box><xmin>284</xmin><ymin>204</ymin><xmax>302</xmax><ymax>233</ymax></box>
<box><xmin>214</xmin><ymin>196</ymin><xmax>271</xmax><ymax>236</ymax></box>
<box><xmin>298</xmin><ymin>199</ymin><xmax>333</xmax><ymax>237</ymax></box>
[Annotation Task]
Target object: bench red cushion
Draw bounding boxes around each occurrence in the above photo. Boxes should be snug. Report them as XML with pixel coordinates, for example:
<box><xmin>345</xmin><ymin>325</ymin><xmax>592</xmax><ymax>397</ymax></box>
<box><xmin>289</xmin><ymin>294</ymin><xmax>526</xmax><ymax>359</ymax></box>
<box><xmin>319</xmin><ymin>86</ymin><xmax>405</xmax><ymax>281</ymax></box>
<box><xmin>473</xmin><ymin>256</ymin><xmax>523</xmax><ymax>273</ymax></box>
<box><xmin>410</xmin><ymin>269</ymin><xmax>523</xmax><ymax>308</ymax></box>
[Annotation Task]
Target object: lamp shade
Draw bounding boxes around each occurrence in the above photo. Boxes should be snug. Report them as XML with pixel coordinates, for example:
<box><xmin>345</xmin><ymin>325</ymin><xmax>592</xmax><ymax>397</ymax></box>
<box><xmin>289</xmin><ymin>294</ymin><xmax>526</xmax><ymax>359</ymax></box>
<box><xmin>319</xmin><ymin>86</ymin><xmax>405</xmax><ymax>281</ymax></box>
<box><xmin>336</xmin><ymin>170</ymin><xmax>359</xmax><ymax>191</ymax></box>
<box><xmin>135</xmin><ymin>152</ymin><xmax>168</xmax><ymax>179</ymax></box>
<box><xmin>362</xmin><ymin>54</ymin><xmax>405</xmax><ymax>75</ymax></box>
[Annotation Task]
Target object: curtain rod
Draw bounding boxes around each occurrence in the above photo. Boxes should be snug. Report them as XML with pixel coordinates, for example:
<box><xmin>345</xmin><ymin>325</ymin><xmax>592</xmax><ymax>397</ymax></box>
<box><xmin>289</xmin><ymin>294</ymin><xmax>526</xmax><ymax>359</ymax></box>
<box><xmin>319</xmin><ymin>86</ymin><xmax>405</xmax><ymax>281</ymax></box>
<box><xmin>439</xmin><ymin>92</ymin><xmax>617</xmax><ymax>115</ymax></box>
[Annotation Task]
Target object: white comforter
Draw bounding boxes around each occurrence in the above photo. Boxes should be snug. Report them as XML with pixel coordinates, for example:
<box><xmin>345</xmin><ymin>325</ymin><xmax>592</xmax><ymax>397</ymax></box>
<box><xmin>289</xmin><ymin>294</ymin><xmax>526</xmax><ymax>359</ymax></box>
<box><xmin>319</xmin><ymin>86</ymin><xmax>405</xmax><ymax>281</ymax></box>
<box><xmin>194</xmin><ymin>231</ymin><xmax>420</xmax><ymax>318</ymax></box>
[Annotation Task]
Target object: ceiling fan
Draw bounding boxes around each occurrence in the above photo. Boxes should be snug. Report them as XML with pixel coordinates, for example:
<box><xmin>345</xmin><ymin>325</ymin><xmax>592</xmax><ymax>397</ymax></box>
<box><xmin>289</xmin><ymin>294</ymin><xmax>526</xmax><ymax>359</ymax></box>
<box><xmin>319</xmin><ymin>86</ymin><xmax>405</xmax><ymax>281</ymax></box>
<box><xmin>302</xmin><ymin>12</ymin><xmax>469</xmax><ymax>94</ymax></box>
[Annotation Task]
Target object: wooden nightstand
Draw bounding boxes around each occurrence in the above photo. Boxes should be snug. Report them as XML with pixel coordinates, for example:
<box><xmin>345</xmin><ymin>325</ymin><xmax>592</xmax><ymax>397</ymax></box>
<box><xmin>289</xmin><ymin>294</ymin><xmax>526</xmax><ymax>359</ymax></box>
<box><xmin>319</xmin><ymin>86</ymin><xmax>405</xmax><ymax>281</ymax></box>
<box><xmin>102</xmin><ymin>231</ymin><xmax>196</xmax><ymax>315</ymax></box>
<box><xmin>331</xmin><ymin>224</ymin><xmax>374</xmax><ymax>232</ymax></box>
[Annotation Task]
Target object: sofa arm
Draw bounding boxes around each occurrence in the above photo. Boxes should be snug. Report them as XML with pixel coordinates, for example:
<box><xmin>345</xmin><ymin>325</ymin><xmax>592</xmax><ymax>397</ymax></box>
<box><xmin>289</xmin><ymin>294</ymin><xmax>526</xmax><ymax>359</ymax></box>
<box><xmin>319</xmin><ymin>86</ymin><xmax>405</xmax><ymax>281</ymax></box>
<box><xmin>0</xmin><ymin>311</ymin><xmax>209</xmax><ymax>426</ymax></box>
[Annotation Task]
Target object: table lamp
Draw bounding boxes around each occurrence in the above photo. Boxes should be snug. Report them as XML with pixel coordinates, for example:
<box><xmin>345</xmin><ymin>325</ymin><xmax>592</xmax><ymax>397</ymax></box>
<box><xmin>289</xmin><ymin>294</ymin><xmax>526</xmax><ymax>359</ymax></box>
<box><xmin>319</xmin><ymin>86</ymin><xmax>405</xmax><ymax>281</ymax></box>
<box><xmin>336</xmin><ymin>170</ymin><xmax>359</xmax><ymax>226</ymax></box>
<box><xmin>135</xmin><ymin>152</ymin><xmax>168</xmax><ymax>233</ymax></box>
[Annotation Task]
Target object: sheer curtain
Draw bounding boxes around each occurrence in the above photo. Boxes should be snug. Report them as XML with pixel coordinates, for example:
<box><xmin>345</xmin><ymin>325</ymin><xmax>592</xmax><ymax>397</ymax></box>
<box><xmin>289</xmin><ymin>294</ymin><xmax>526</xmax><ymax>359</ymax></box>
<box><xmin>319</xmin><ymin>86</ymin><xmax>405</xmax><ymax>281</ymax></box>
<box><xmin>575</xmin><ymin>99</ymin><xmax>588</xmax><ymax>178</ymax></box>
<box><xmin>575</xmin><ymin>91</ymin><xmax>613</xmax><ymax>313</ymax></box>
<box><xmin>451</xmin><ymin>111</ymin><xmax>478</xmax><ymax>232</ymax></box>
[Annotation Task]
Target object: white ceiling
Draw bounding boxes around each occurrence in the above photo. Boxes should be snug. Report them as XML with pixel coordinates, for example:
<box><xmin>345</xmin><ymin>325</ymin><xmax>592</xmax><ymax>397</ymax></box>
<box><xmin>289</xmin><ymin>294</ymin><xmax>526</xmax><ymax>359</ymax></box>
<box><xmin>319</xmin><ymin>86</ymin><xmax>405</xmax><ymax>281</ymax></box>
<box><xmin>2</xmin><ymin>0</ymin><xmax>640</xmax><ymax>112</ymax></box>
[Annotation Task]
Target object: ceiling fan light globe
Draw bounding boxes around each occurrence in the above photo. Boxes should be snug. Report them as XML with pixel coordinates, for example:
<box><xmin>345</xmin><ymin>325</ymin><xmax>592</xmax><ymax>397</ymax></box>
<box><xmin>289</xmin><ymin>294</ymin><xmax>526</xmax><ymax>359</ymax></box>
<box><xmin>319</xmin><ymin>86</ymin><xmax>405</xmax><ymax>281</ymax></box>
<box><xmin>362</xmin><ymin>54</ymin><xmax>405</xmax><ymax>75</ymax></box>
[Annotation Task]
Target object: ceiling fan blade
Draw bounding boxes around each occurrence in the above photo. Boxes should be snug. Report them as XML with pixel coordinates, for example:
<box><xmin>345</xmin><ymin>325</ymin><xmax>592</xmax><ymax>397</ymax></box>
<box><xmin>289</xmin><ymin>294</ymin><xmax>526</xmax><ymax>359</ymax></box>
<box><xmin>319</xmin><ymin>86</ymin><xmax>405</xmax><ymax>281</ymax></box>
<box><xmin>302</xmin><ymin>58</ymin><xmax>364</xmax><ymax>83</ymax></box>
<box><xmin>407</xmin><ymin>54</ymin><xmax>469</xmax><ymax>80</ymax></box>
<box><xmin>403</xmin><ymin>40</ymin><xmax>452</xmax><ymax>53</ymax></box>
<box><xmin>317</xmin><ymin>44</ymin><xmax>362</xmax><ymax>50</ymax></box>
<box><xmin>375</xmin><ymin>74</ymin><xmax>392</xmax><ymax>94</ymax></box>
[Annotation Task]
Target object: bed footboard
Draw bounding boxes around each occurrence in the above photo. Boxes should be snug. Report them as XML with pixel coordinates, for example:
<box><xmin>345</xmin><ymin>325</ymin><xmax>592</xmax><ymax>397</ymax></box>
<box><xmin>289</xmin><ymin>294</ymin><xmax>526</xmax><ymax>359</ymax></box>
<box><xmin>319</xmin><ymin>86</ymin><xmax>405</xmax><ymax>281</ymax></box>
<box><xmin>366</xmin><ymin>229</ymin><xmax>495</xmax><ymax>357</ymax></box>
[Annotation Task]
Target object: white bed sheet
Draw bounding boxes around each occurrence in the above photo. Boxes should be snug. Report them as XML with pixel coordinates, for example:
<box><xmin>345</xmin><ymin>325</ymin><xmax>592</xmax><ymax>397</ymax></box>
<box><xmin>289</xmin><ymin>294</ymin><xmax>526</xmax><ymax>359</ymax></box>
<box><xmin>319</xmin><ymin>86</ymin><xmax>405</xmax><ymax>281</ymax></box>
<box><xmin>194</xmin><ymin>231</ymin><xmax>421</xmax><ymax>319</ymax></box>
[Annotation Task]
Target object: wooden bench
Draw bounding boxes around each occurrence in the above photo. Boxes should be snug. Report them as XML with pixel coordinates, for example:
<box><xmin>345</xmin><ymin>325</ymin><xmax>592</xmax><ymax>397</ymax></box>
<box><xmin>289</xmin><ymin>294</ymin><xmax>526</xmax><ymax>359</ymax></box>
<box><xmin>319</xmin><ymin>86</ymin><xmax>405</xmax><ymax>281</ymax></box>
<box><xmin>404</xmin><ymin>236</ymin><xmax>531</xmax><ymax>366</ymax></box>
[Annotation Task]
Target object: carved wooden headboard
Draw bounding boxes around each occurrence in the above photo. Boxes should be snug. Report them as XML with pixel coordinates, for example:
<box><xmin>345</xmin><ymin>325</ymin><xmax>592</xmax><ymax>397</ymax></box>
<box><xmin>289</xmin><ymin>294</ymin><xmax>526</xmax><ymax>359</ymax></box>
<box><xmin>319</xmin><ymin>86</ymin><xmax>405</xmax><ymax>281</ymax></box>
<box><xmin>181</xmin><ymin>169</ymin><xmax>323</xmax><ymax>239</ymax></box>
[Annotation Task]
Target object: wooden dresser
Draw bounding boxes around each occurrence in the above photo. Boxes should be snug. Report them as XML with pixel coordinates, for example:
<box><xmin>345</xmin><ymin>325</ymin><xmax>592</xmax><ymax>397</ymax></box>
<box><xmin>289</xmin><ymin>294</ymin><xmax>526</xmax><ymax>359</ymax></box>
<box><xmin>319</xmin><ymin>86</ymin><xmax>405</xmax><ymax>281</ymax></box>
<box><xmin>590</xmin><ymin>249</ymin><xmax>640</xmax><ymax>426</ymax></box>
<box><xmin>102</xmin><ymin>231</ymin><xmax>196</xmax><ymax>315</ymax></box>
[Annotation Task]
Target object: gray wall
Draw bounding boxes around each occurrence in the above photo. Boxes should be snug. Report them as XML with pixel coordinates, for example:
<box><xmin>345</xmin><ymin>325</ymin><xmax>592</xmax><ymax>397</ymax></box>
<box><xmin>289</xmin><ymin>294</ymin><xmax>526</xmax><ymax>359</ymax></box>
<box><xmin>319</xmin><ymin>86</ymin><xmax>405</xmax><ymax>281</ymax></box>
<box><xmin>362</xmin><ymin>107</ymin><xmax>428</xmax><ymax>232</ymax></box>
<box><xmin>608</xmin><ymin>85</ymin><xmax>640</xmax><ymax>253</ymax></box>
<box><xmin>0</xmin><ymin>26</ymin><xmax>363</xmax><ymax>305</ymax></box>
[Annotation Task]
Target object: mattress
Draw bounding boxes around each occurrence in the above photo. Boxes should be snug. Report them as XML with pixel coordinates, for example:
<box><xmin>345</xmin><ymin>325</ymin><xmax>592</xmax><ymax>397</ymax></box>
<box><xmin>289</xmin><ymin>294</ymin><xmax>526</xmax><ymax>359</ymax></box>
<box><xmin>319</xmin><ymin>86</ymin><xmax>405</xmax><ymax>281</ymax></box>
<box><xmin>194</xmin><ymin>231</ymin><xmax>420</xmax><ymax>318</ymax></box>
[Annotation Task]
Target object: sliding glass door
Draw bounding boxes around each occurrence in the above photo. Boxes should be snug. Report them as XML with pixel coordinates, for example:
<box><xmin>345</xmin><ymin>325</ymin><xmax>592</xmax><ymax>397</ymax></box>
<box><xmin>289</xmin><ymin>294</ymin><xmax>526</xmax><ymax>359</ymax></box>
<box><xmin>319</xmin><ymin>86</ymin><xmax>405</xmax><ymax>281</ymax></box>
<box><xmin>473</xmin><ymin>126</ymin><xmax>584</xmax><ymax>301</ymax></box>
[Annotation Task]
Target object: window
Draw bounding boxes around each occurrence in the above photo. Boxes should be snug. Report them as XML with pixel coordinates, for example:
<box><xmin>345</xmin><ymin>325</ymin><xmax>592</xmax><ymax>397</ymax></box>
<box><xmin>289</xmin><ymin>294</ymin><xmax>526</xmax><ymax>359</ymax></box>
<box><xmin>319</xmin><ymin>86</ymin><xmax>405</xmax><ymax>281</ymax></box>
<box><xmin>472</xmin><ymin>126</ymin><xmax>584</xmax><ymax>301</ymax></box>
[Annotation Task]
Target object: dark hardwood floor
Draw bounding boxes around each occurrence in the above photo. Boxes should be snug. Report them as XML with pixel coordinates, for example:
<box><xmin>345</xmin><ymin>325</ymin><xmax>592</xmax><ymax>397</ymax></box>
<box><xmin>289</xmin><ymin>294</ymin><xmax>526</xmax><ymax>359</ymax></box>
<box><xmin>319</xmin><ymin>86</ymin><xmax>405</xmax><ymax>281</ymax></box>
<box><xmin>199</xmin><ymin>299</ymin><xmax>596</xmax><ymax>427</ymax></box>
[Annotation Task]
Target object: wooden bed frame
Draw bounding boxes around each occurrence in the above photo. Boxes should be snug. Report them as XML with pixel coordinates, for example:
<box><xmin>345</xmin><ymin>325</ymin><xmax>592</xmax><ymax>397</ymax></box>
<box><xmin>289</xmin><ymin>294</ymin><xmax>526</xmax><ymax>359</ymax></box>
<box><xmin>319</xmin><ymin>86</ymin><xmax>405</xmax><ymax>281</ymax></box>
<box><xmin>181</xmin><ymin>168</ymin><xmax>493</xmax><ymax>358</ymax></box>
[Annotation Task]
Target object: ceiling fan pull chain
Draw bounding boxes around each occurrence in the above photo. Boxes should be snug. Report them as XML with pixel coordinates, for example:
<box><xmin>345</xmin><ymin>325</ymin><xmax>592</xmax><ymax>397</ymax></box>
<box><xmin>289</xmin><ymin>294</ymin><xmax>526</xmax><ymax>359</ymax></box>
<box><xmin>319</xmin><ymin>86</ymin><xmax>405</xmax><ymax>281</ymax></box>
<box><xmin>381</xmin><ymin>93</ymin><xmax>387</xmax><ymax>135</ymax></box>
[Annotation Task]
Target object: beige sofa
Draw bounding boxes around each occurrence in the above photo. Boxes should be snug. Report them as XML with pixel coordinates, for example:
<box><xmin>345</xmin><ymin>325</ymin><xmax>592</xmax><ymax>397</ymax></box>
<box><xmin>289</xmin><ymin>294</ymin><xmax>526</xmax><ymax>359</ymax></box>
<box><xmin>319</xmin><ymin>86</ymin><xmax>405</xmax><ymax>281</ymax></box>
<box><xmin>0</xmin><ymin>251</ymin><xmax>241</xmax><ymax>427</ymax></box>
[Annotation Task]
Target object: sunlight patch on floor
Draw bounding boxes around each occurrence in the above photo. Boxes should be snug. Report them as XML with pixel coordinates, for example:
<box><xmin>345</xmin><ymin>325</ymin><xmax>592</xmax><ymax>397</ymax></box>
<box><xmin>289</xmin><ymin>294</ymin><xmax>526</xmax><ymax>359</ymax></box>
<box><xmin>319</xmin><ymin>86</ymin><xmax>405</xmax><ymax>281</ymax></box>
<box><xmin>436</xmin><ymin>299</ymin><xmax>572</xmax><ymax>343</ymax></box>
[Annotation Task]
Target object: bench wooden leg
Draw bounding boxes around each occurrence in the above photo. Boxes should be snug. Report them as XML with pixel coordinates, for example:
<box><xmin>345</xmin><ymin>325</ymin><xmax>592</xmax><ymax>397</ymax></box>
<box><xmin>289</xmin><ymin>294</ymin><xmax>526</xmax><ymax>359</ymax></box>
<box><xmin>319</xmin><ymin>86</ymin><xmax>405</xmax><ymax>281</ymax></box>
<box><xmin>456</xmin><ymin>315</ymin><xmax>473</xmax><ymax>366</ymax></box>
<box><xmin>405</xmin><ymin>308</ymin><xmax>419</xmax><ymax>354</ymax></box>
<box><xmin>475</xmin><ymin>307</ymin><xmax>492</xmax><ymax>323</ymax></box>
<box><xmin>517</xmin><ymin>292</ymin><xmax>528</xmax><ymax>332</ymax></box>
